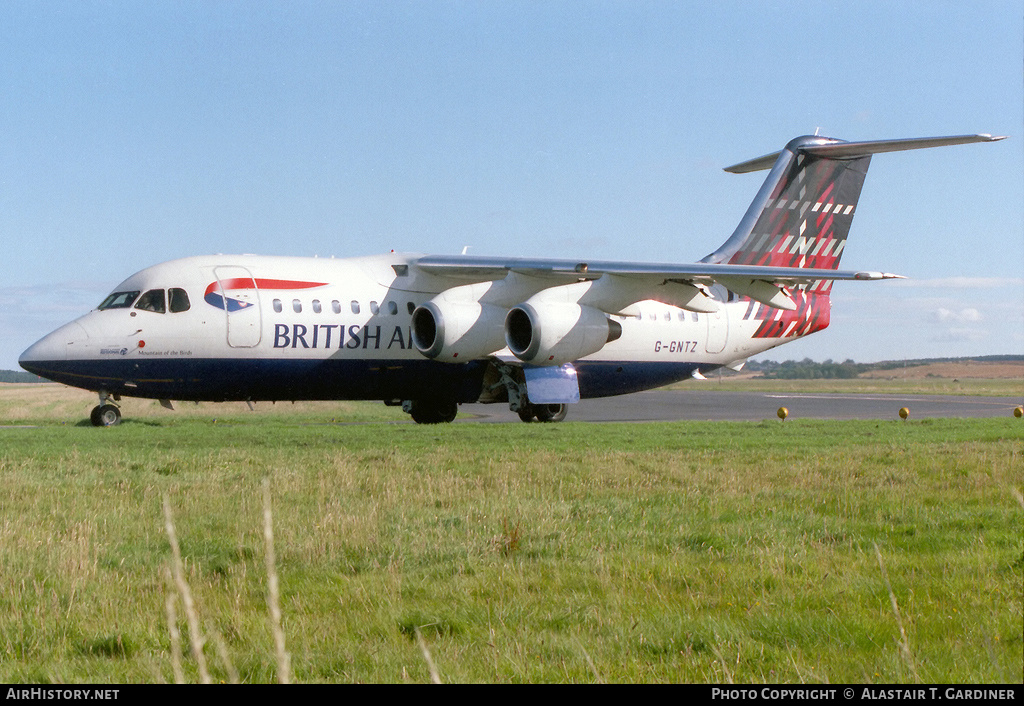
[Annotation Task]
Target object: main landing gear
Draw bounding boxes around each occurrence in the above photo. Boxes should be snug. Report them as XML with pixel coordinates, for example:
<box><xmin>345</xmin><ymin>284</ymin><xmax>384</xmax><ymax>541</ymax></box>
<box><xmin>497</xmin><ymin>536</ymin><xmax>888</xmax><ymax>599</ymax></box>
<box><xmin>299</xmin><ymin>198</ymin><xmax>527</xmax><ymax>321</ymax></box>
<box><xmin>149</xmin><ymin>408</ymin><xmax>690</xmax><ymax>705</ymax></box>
<box><xmin>399</xmin><ymin>362</ymin><xmax>572</xmax><ymax>425</ymax></box>
<box><xmin>402</xmin><ymin>399</ymin><xmax>458</xmax><ymax>424</ymax></box>
<box><xmin>400</xmin><ymin>397</ymin><xmax>568</xmax><ymax>424</ymax></box>
<box><xmin>493</xmin><ymin>361</ymin><xmax>569</xmax><ymax>423</ymax></box>
<box><xmin>517</xmin><ymin>402</ymin><xmax>568</xmax><ymax>423</ymax></box>
<box><xmin>90</xmin><ymin>392</ymin><xmax>122</xmax><ymax>427</ymax></box>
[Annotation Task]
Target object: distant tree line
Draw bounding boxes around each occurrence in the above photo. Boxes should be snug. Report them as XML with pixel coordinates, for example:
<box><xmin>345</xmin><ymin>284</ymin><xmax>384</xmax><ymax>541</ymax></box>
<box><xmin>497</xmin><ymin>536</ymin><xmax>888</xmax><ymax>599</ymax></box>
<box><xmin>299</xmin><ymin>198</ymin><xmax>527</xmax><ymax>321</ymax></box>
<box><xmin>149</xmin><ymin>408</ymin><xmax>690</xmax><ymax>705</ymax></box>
<box><xmin>747</xmin><ymin>358</ymin><xmax>868</xmax><ymax>379</ymax></box>
<box><xmin>0</xmin><ymin>370</ymin><xmax>44</xmax><ymax>383</ymax></box>
<box><xmin>869</xmin><ymin>354</ymin><xmax>1024</xmax><ymax>371</ymax></box>
<box><xmin>746</xmin><ymin>354</ymin><xmax>1023</xmax><ymax>379</ymax></box>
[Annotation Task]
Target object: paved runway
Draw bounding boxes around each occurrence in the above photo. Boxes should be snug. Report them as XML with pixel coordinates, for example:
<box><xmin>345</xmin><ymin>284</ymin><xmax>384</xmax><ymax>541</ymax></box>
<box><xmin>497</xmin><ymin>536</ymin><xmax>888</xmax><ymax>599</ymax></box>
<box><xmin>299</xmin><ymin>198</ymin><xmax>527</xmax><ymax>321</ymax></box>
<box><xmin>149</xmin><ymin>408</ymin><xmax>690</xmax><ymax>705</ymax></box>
<box><xmin>460</xmin><ymin>389</ymin><xmax>1024</xmax><ymax>423</ymax></box>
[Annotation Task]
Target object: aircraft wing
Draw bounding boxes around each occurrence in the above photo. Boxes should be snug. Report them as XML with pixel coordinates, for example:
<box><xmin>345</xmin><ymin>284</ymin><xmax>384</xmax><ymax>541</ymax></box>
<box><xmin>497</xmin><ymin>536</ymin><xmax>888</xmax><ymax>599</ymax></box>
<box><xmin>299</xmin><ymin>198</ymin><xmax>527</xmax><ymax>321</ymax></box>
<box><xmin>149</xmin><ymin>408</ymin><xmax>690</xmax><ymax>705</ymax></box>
<box><xmin>413</xmin><ymin>254</ymin><xmax>901</xmax><ymax>312</ymax></box>
<box><xmin>415</xmin><ymin>254</ymin><xmax>899</xmax><ymax>283</ymax></box>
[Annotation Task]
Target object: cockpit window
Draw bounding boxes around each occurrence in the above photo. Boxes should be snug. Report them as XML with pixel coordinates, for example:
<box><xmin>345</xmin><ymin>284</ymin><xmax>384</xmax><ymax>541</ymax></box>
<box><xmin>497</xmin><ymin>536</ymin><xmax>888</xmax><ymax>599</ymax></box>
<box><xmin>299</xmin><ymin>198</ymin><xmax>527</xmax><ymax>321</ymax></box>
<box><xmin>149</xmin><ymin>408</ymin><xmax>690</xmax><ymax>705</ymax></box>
<box><xmin>98</xmin><ymin>291</ymin><xmax>140</xmax><ymax>310</ymax></box>
<box><xmin>169</xmin><ymin>288</ymin><xmax>191</xmax><ymax>313</ymax></box>
<box><xmin>135</xmin><ymin>289</ymin><xmax>166</xmax><ymax>313</ymax></box>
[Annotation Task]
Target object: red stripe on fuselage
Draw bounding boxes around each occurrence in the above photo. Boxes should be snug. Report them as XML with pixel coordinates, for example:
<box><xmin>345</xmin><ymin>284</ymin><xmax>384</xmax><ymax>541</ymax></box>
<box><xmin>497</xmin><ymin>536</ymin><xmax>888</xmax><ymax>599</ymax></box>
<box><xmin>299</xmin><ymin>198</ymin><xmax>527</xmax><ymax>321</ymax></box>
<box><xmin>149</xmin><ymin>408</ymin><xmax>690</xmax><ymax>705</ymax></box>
<box><xmin>205</xmin><ymin>278</ymin><xmax>328</xmax><ymax>296</ymax></box>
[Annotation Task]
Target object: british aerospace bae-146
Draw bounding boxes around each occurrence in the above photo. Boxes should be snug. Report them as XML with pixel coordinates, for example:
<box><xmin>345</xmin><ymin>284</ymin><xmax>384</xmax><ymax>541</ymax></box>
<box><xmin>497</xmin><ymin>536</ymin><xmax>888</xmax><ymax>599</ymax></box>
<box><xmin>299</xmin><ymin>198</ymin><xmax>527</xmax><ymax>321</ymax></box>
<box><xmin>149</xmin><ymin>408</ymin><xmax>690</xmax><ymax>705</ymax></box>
<box><xmin>20</xmin><ymin>133</ymin><xmax>1005</xmax><ymax>425</ymax></box>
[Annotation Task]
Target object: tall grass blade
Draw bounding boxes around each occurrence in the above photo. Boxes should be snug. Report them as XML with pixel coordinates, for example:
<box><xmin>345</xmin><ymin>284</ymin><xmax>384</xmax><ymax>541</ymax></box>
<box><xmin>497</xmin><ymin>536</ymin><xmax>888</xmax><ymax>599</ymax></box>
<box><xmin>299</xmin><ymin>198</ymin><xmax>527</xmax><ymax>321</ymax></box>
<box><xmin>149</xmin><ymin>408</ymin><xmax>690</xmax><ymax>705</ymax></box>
<box><xmin>162</xmin><ymin>495</ymin><xmax>211</xmax><ymax>684</ymax></box>
<box><xmin>263</xmin><ymin>479</ymin><xmax>291</xmax><ymax>684</ymax></box>
<box><xmin>874</xmin><ymin>543</ymin><xmax>919</xmax><ymax>682</ymax></box>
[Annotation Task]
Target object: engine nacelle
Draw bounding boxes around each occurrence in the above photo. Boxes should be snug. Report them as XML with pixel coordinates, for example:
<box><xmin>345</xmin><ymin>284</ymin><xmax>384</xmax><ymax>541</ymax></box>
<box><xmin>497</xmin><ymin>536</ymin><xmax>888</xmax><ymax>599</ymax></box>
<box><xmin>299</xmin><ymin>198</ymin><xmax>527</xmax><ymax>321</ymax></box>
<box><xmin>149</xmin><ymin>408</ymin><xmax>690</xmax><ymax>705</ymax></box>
<box><xmin>411</xmin><ymin>299</ymin><xmax>507</xmax><ymax>362</ymax></box>
<box><xmin>505</xmin><ymin>302</ymin><xmax>621</xmax><ymax>365</ymax></box>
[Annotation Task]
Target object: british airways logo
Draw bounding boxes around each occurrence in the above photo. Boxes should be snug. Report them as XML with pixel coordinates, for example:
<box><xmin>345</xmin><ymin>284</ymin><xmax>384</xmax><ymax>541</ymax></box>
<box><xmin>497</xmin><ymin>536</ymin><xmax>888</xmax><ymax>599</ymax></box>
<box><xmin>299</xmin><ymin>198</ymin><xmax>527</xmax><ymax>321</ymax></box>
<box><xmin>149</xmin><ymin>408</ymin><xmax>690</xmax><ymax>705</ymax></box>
<box><xmin>204</xmin><ymin>278</ymin><xmax>328</xmax><ymax>311</ymax></box>
<box><xmin>273</xmin><ymin>324</ymin><xmax>413</xmax><ymax>350</ymax></box>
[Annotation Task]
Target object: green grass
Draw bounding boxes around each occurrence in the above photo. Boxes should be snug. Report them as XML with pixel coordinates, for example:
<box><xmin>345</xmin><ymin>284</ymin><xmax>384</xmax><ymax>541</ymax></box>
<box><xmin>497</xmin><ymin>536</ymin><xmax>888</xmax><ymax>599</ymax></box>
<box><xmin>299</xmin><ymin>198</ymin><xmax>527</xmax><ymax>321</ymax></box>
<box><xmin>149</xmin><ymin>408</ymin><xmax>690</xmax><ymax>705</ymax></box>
<box><xmin>0</xmin><ymin>390</ymin><xmax>1021</xmax><ymax>683</ymax></box>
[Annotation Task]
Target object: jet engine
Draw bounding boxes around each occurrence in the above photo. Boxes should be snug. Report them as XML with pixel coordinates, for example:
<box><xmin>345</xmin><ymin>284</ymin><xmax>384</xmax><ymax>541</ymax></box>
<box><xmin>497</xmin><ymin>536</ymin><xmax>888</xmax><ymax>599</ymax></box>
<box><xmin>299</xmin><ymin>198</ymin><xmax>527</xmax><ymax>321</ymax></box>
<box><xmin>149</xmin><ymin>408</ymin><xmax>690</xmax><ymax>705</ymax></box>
<box><xmin>505</xmin><ymin>302</ymin><xmax>621</xmax><ymax>366</ymax></box>
<box><xmin>411</xmin><ymin>299</ymin><xmax>507</xmax><ymax>362</ymax></box>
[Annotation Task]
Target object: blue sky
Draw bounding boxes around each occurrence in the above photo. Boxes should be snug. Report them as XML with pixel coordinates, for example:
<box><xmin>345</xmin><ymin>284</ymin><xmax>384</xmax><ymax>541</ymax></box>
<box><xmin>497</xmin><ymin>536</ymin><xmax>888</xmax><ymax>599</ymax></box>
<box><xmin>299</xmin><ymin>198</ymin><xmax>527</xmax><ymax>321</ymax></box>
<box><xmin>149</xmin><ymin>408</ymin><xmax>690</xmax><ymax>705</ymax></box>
<box><xmin>2</xmin><ymin>0</ymin><xmax>1021</xmax><ymax>370</ymax></box>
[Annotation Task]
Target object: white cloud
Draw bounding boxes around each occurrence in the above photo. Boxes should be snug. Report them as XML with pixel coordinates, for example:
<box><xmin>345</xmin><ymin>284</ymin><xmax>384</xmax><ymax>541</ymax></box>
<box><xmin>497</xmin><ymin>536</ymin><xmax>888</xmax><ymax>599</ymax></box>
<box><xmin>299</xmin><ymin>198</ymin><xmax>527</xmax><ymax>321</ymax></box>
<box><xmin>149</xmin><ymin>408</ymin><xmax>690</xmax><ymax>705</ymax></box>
<box><xmin>935</xmin><ymin>307</ymin><xmax>982</xmax><ymax>323</ymax></box>
<box><xmin>893</xmin><ymin>276</ymin><xmax>1024</xmax><ymax>289</ymax></box>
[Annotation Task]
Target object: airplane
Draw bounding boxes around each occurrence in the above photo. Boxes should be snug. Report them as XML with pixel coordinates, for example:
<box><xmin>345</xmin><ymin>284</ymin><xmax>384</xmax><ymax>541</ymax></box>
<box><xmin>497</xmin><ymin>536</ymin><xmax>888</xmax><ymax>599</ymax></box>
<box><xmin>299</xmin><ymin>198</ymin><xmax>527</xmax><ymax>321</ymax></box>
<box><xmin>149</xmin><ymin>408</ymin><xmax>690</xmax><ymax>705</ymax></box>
<box><xmin>19</xmin><ymin>133</ymin><xmax>1005</xmax><ymax>426</ymax></box>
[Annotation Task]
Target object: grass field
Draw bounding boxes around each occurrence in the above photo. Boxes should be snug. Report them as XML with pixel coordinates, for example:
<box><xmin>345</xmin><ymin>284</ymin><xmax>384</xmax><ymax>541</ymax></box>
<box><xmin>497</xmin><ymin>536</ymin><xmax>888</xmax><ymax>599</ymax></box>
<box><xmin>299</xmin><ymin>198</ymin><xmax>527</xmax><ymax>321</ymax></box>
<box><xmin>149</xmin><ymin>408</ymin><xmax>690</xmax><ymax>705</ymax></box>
<box><xmin>0</xmin><ymin>384</ymin><xmax>1021</xmax><ymax>683</ymax></box>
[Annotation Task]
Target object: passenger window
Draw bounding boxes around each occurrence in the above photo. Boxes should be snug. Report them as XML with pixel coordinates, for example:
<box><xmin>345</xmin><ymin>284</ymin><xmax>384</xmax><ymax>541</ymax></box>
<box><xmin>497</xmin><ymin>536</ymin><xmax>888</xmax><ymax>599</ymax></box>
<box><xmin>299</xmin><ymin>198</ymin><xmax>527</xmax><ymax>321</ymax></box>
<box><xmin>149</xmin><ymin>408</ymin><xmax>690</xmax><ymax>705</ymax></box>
<box><xmin>135</xmin><ymin>289</ymin><xmax>166</xmax><ymax>313</ymax></box>
<box><xmin>98</xmin><ymin>291</ymin><xmax>140</xmax><ymax>310</ymax></box>
<box><xmin>407</xmin><ymin>302</ymin><xmax>416</xmax><ymax>315</ymax></box>
<box><xmin>292</xmin><ymin>299</ymin><xmax>302</xmax><ymax>313</ymax></box>
<box><xmin>312</xmin><ymin>300</ymin><xmax>322</xmax><ymax>314</ymax></box>
<box><xmin>351</xmin><ymin>301</ymin><xmax>360</xmax><ymax>314</ymax></box>
<box><xmin>273</xmin><ymin>299</ymin><xmax>283</xmax><ymax>313</ymax></box>
<box><xmin>388</xmin><ymin>301</ymin><xmax>398</xmax><ymax>315</ymax></box>
<box><xmin>332</xmin><ymin>300</ymin><xmax>341</xmax><ymax>314</ymax></box>
<box><xmin>370</xmin><ymin>301</ymin><xmax>379</xmax><ymax>315</ymax></box>
<box><xmin>169</xmin><ymin>288</ymin><xmax>191</xmax><ymax>313</ymax></box>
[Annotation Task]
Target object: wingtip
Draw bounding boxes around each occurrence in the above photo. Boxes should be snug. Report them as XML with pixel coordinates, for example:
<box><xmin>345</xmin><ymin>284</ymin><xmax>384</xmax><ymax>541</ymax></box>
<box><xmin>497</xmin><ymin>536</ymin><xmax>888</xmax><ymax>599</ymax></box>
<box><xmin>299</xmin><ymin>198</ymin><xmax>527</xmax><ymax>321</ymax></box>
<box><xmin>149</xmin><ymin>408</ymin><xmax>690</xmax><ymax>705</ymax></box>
<box><xmin>854</xmin><ymin>271</ymin><xmax>906</xmax><ymax>281</ymax></box>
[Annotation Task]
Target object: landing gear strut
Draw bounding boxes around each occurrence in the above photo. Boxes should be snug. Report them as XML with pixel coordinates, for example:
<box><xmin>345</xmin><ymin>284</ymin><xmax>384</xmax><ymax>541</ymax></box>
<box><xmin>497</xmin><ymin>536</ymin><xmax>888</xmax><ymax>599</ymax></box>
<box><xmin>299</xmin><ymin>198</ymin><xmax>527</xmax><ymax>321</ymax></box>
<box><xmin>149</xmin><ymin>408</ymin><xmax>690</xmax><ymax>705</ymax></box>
<box><xmin>90</xmin><ymin>392</ymin><xmax>122</xmax><ymax>427</ymax></box>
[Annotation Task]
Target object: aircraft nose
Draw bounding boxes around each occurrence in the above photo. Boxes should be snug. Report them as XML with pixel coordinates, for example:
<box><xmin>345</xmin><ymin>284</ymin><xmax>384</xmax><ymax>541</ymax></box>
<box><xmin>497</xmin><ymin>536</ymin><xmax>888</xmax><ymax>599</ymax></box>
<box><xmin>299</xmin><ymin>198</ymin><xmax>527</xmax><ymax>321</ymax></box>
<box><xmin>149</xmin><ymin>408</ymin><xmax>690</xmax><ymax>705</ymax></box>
<box><xmin>19</xmin><ymin>321</ymin><xmax>90</xmax><ymax>373</ymax></box>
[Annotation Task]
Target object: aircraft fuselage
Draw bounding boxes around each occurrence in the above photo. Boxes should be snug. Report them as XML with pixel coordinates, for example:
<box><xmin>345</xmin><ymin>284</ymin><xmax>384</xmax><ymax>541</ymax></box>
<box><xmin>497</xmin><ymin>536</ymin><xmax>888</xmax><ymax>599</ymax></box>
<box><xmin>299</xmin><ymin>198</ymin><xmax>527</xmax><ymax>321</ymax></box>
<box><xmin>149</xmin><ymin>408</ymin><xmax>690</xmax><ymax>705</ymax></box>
<box><xmin>19</xmin><ymin>253</ymin><xmax>786</xmax><ymax>407</ymax></box>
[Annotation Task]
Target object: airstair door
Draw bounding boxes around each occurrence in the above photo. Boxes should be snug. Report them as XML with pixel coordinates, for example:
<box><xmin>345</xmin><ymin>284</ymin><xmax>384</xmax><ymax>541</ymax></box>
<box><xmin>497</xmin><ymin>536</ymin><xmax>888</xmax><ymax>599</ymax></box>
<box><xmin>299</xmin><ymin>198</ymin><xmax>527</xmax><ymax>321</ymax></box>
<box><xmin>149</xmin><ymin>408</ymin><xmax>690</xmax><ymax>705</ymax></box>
<box><xmin>214</xmin><ymin>266</ymin><xmax>263</xmax><ymax>348</ymax></box>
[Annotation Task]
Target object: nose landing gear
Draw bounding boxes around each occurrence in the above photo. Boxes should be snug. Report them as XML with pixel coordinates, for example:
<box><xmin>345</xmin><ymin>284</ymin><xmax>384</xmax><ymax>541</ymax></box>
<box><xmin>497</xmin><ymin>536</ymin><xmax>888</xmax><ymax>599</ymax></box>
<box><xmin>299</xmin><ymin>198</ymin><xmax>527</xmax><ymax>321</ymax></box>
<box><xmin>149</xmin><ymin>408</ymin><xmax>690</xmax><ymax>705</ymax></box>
<box><xmin>90</xmin><ymin>392</ymin><xmax>122</xmax><ymax>427</ymax></box>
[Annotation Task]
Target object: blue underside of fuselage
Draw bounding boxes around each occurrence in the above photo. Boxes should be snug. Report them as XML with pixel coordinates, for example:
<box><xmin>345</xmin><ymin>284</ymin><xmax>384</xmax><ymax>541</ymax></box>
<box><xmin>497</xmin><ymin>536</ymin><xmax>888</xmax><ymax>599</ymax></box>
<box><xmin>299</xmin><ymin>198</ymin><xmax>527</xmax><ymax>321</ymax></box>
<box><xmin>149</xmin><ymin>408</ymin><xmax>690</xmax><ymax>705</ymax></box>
<box><xmin>21</xmin><ymin>357</ymin><xmax>710</xmax><ymax>403</ymax></box>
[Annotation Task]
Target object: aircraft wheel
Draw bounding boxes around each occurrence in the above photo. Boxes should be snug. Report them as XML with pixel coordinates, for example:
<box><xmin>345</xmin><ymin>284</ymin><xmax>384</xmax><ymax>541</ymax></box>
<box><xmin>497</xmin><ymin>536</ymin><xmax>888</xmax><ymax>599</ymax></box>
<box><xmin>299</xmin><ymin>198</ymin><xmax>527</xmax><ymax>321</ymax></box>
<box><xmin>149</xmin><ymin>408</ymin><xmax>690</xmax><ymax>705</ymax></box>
<box><xmin>517</xmin><ymin>406</ymin><xmax>536</xmax><ymax>423</ymax></box>
<box><xmin>534</xmin><ymin>403</ymin><xmax>568</xmax><ymax>423</ymax></box>
<box><xmin>409</xmin><ymin>400</ymin><xmax>457</xmax><ymax>424</ymax></box>
<box><xmin>90</xmin><ymin>404</ymin><xmax>122</xmax><ymax>427</ymax></box>
<box><xmin>438</xmin><ymin>400</ymin><xmax>458</xmax><ymax>423</ymax></box>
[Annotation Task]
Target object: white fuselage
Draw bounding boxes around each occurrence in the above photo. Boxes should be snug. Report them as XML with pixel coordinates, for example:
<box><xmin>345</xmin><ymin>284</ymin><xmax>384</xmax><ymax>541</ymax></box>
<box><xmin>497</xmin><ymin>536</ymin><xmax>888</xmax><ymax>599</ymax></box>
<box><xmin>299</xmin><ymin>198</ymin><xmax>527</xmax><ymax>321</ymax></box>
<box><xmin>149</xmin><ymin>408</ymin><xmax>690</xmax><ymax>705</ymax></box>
<box><xmin>20</xmin><ymin>253</ymin><xmax>802</xmax><ymax>405</ymax></box>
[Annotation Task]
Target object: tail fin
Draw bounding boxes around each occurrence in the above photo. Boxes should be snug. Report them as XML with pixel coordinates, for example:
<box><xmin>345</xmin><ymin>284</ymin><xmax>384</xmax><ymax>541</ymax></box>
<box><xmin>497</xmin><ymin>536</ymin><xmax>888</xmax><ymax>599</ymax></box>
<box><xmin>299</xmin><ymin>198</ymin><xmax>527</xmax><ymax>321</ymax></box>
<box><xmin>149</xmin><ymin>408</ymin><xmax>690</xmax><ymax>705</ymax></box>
<box><xmin>703</xmin><ymin>134</ymin><xmax>1006</xmax><ymax>271</ymax></box>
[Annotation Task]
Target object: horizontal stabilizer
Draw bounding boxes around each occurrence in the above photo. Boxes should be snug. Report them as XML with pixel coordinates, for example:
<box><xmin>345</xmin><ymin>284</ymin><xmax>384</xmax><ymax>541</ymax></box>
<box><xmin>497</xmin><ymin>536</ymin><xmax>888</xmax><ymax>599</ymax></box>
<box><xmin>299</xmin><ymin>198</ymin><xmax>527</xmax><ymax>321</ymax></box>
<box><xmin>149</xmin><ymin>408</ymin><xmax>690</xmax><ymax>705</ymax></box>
<box><xmin>725</xmin><ymin>134</ymin><xmax>1006</xmax><ymax>173</ymax></box>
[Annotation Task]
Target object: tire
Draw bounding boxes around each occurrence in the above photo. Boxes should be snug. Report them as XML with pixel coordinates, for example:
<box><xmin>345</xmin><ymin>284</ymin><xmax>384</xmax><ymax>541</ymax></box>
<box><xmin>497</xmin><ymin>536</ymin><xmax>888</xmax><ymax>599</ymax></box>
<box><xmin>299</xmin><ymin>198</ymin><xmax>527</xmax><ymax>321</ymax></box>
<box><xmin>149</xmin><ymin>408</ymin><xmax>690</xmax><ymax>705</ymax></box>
<box><xmin>534</xmin><ymin>403</ymin><xmax>568</xmax><ymax>423</ymax></box>
<box><xmin>91</xmin><ymin>404</ymin><xmax>122</xmax><ymax>427</ymax></box>
<box><xmin>409</xmin><ymin>399</ymin><xmax>458</xmax><ymax>424</ymax></box>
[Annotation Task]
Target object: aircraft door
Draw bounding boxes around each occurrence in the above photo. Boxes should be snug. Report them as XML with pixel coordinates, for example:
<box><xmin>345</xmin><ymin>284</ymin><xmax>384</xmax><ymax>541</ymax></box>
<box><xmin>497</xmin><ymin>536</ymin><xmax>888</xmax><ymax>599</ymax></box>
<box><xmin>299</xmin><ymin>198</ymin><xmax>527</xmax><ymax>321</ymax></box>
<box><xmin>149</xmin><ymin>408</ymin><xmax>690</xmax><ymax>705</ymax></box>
<box><xmin>704</xmin><ymin>308</ymin><xmax>728</xmax><ymax>354</ymax></box>
<box><xmin>214</xmin><ymin>266</ymin><xmax>263</xmax><ymax>348</ymax></box>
